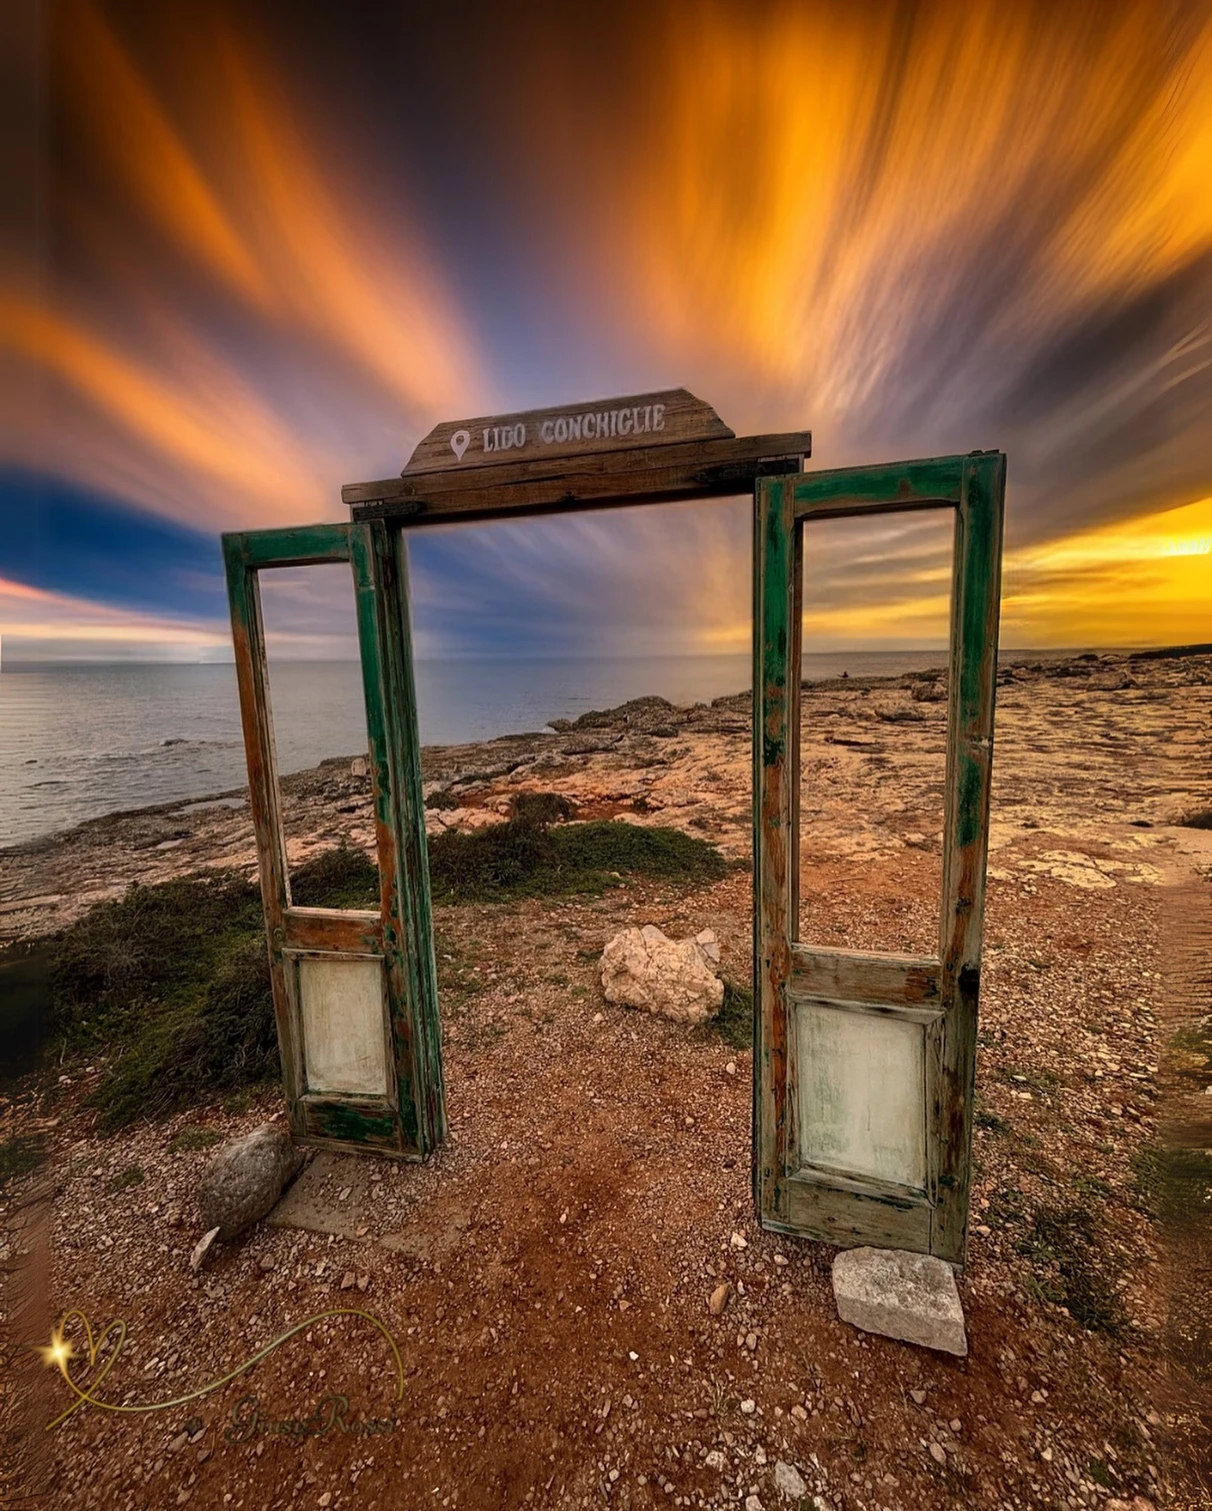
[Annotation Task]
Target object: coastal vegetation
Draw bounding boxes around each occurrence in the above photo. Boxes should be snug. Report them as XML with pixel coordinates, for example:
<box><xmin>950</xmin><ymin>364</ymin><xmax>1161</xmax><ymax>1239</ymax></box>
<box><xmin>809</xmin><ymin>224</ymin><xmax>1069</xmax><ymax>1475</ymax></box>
<box><xmin>0</xmin><ymin>810</ymin><xmax>734</xmax><ymax>1130</ymax></box>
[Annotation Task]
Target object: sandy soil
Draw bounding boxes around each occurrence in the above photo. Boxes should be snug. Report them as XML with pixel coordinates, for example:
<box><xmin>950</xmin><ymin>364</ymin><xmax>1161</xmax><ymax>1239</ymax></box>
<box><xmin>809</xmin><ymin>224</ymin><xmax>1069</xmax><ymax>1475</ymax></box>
<box><xmin>2</xmin><ymin>650</ymin><xmax>1209</xmax><ymax>1511</ymax></box>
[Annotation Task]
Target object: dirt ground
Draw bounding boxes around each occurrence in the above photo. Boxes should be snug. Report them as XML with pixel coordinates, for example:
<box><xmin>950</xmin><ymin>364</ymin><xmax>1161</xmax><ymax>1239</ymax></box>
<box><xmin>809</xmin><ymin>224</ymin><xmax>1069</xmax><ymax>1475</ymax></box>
<box><xmin>2</xmin><ymin>653</ymin><xmax>1209</xmax><ymax>1511</ymax></box>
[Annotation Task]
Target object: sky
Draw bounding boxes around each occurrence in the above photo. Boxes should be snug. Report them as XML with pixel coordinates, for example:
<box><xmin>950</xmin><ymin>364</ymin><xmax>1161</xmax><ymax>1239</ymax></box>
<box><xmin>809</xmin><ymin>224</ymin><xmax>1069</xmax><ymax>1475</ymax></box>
<box><xmin>1</xmin><ymin>0</ymin><xmax>1209</xmax><ymax>663</ymax></box>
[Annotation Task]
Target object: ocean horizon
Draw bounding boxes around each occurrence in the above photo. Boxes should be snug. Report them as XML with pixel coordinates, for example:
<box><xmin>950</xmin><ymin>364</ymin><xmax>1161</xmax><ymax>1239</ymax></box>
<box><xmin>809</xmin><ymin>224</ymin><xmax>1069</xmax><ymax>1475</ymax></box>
<box><xmin>1</xmin><ymin>648</ymin><xmax>1080</xmax><ymax>846</ymax></box>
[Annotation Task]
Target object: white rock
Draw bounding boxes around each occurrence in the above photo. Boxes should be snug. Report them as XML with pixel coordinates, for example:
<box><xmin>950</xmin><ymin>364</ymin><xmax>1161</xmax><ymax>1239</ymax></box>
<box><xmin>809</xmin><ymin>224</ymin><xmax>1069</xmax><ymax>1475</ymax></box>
<box><xmin>694</xmin><ymin>928</ymin><xmax>722</xmax><ymax>964</ymax></box>
<box><xmin>599</xmin><ymin>924</ymin><xmax>724</xmax><ymax>1024</ymax></box>
<box><xmin>832</xmin><ymin>1247</ymin><xmax>967</xmax><ymax>1356</ymax></box>
<box><xmin>189</xmin><ymin>1226</ymin><xmax>220</xmax><ymax>1273</ymax></box>
<box><xmin>773</xmin><ymin>1461</ymin><xmax>808</xmax><ymax>1500</ymax></box>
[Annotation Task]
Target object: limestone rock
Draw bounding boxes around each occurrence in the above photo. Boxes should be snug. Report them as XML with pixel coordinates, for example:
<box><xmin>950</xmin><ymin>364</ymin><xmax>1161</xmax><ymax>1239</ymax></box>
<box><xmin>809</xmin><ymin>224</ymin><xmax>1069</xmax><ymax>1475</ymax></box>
<box><xmin>832</xmin><ymin>1246</ymin><xmax>967</xmax><ymax>1356</ymax></box>
<box><xmin>599</xmin><ymin>925</ymin><xmax>724</xmax><ymax>1024</ymax></box>
<box><xmin>708</xmin><ymin>1282</ymin><xmax>732</xmax><ymax>1315</ymax></box>
<box><xmin>198</xmin><ymin>1124</ymin><xmax>304</xmax><ymax>1241</ymax></box>
<box><xmin>773</xmin><ymin>1461</ymin><xmax>808</xmax><ymax>1500</ymax></box>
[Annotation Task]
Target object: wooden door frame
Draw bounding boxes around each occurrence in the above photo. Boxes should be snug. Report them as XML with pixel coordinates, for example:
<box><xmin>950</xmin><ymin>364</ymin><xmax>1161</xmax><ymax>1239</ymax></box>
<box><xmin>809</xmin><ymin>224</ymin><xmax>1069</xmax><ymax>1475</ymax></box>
<box><xmin>222</xmin><ymin>520</ymin><xmax>443</xmax><ymax>1158</ymax></box>
<box><xmin>752</xmin><ymin>453</ymin><xmax>1006</xmax><ymax>1265</ymax></box>
<box><xmin>225</xmin><ymin>421</ymin><xmax>812</xmax><ymax>1158</ymax></box>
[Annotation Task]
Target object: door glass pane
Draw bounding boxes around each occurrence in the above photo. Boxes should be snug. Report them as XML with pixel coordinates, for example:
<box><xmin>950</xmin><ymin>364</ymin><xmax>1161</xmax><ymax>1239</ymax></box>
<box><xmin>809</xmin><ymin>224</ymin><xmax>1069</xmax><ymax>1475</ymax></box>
<box><xmin>799</xmin><ymin>508</ymin><xmax>954</xmax><ymax>955</ymax></box>
<box><xmin>298</xmin><ymin>955</ymin><xmax>388</xmax><ymax>1096</ymax></box>
<box><xmin>258</xmin><ymin>564</ymin><xmax>375</xmax><ymax>906</ymax></box>
<box><xmin>795</xmin><ymin>1001</ymin><xmax>926</xmax><ymax>1188</ymax></box>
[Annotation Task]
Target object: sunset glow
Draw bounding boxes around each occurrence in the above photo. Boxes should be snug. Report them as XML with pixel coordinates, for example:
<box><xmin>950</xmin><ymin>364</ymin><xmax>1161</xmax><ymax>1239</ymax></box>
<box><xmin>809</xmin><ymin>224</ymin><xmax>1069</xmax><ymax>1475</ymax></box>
<box><xmin>2</xmin><ymin>0</ymin><xmax>1209</xmax><ymax>658</ymax></box>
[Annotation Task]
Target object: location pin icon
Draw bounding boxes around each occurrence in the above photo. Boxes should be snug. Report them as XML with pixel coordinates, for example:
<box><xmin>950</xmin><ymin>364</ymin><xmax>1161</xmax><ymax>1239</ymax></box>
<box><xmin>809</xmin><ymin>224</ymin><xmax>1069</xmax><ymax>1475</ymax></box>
<box><xmin>450</xmin><ymin>429</ymin><xmax>470</xmax><ymax>462</ymax></box>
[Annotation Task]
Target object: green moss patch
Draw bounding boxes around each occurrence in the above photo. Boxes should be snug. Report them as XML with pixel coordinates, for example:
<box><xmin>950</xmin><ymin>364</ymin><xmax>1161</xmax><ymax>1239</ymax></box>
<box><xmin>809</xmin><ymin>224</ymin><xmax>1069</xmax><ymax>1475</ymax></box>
<box><xmin>712</xmin><ymin>979</ymin><xmax>754</xmax><ymax>1050</ymax></box>
<box><xmin>428</xmin><ymin>817</ymin><xmax>728</xmax><ymax>904</ymax></box>
<box><xmin>0</xmin><ymin>1135</ymin><xmax>46</xmax><ymax>1190</ymax></box>
<box><xmin>169</xmin><ymin>1124</ymin><xmax>224</xmax><ymax>1153</ymax></box>
<box><xmin>1014</xmin><ymin>1203</ymin><xmax>1125</xmax><ymax>1335</ymax></box>
<box><xmin>3</xmin><ymin>810</ymin><xmax>729</xmax><ymax>1131</ymax></box>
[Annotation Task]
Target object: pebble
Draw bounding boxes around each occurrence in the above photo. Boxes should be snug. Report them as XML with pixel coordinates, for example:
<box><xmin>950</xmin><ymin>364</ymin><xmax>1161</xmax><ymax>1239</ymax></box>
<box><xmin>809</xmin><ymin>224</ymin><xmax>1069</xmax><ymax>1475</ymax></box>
<box><xmin>709</xmin><ymin>1282</ymin><xmax>732</xmax><ymax>1315</ymax></box>
<box><xmin>340</xmin><ymin>1271</ymin><xmax>356</xmax><ymax>1290</ymax></box>
<box><xmin>259</xmin><ymin>1254</ymin><xmax>276</xmax><ymax>1271</ymax></box>
<box><xmin>740</xmin><ymin>1399</ymin><xmax>756</xmax><ymax>1415</ymax></box>
<box><xmin>910</xmin><ymin>1389</ymin><xmax>927</xmax><ymax>1405</ymax></box>
<box><xmin>744</xmin><ymin>1497</ymin><xmax>763</xmax><ymax>1511</ymax></box>
<box><xmin>725</xmin><ymin>1061</ymin><xmax>737</xmax><ymax>1076</ymax></box>
<box><xmin>730</xmin><ymin>1232</ymin><xmax>748</xmax><ymax>1250</ymax></box>
<box><xmin>929</xmin><ymin>1442</ymin><xmax>947</xmax><ymax>1465</ymax></box>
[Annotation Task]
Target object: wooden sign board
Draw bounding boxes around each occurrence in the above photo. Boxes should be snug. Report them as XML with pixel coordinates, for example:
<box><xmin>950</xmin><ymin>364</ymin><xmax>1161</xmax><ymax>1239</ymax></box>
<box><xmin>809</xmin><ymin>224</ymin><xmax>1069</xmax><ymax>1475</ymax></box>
<box><xmin>403</xmin><ymin>388</ymin><xmax>734</xmax><ymax>476</ymax></box>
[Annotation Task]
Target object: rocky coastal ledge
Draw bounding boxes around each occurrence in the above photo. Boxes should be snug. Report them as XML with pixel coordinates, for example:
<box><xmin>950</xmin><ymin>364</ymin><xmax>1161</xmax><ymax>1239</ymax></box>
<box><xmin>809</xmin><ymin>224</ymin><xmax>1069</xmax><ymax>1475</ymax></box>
<box><xmin>2</xmin><ymin>649</ymin><xmax>1208</xmax><ymax>942</ymax></box>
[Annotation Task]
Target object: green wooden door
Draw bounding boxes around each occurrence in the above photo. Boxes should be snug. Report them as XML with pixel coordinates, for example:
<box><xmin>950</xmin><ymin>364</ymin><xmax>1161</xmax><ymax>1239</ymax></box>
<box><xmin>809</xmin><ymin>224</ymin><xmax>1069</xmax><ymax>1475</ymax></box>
<box><xmin>753</xmin><ymin>453</ymin><xmax>1005</xmax><ymax>1264</ymax></box>
<box><xmin>223</xmin><ymin>521</ymin><xmax>444</xmax><ymax>1158</ymax></box>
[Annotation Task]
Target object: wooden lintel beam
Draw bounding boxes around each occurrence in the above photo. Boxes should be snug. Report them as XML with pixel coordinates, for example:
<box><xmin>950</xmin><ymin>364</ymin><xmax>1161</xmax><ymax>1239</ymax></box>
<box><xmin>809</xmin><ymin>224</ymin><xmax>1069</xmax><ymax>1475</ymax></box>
<box><xmin>343</xmin><ymin>431</ymin><xmax>812</xmax><ymax>525</ymax></box>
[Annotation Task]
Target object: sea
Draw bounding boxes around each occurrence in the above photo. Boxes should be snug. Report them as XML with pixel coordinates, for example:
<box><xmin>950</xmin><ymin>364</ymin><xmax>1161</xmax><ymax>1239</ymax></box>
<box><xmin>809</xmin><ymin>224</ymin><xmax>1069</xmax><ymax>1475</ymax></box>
<box><xmin>0</xmin><ymin>649</ymin><xmax>1035</xmax><ymax>847</ymax></box>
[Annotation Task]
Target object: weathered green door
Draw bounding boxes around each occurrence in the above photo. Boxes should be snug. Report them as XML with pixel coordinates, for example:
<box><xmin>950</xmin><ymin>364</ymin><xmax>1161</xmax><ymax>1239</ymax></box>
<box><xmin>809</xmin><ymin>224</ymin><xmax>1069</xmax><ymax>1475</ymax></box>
<box><xmin>223</xmin><ymin>521</ymin><xmax>444</xmax><ymax>1158</ymax></box>
<box><xmin>752</xmin><ymin>453</ymin><xmax>1005</xmax><ymax>1264</ymax></box>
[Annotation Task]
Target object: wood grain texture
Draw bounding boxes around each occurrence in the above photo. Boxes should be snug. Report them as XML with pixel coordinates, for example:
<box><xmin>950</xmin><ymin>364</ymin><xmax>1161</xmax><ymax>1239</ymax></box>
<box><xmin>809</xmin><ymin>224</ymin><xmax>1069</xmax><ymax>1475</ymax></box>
<box><xmin>344</xmin><ymin>431</ymin><xmax>812</xmax><ymax>524</ymax></box>
<box><xmin>299</xmin><ymin>1095</ymin><xmax>400</xmax><ymax>1148</ymax></box>
<box><xmin>350</xmin><ymin>521</ymin><xmax>447</xmax><ymax>1157</ymax></box>
<box><xmin>782</xmin><ymin>1175</ymin><xmax>932</xmax><ymax>1252</ymax></box>
<box><xmin>932</xmin><ymin>449</ymin><xmax>1006</xmax><ymax>1261</ymax></box>
<box><xmin>752</xmin><ymin>475</ymin><xmax>797</xmax><ymax>1230</ymax></box>
<box><xmin>403</xmin><ymin>388</ymin><xmax>733</xmax><ymax>474</ymax></box>
<box><xmin>223</xmin><ymin>530</ymin><xmax>308</xmax><ymax>1138</ymax></box>
<box><xmin>791</xmin><ymin>454</ymin><xmax>966</xmax><ymax>519</ymax></box>
<box><xmin>283</xmin><ymin>907</ymin><xmax>382</xmax><ymax>955</ymax></box>
<box><xmin>790</xmin><ymin>945</ymin><xmax>942</xmax><ymax>1007</ymax></box>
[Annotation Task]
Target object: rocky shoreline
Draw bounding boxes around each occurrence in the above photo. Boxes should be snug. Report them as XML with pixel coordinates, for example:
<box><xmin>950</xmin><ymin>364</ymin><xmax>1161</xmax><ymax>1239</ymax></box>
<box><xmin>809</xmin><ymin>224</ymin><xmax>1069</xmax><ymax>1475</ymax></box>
<box><xmin>2</xmin><ymin>648</ymin><xmax>1208</xmax><ymax>942</ymax></box>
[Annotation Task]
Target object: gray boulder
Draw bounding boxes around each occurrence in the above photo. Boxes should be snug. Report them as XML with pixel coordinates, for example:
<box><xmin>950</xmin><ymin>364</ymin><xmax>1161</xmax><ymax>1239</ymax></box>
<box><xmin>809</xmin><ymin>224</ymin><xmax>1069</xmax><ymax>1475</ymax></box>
<box><xmin>832</xmin><ymin>1246</ymin><xmax>967</xmax><ymax>1356</ymax></box>
<box><xmin>198</xmin><ymin>1124</ymin><xmax>304</xmax><ymax>1240</ymax></box>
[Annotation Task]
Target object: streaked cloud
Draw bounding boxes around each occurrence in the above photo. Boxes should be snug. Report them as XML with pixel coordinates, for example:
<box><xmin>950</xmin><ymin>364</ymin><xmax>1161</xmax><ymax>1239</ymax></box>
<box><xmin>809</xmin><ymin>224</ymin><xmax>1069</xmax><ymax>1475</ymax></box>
<box><xmin>1</xmin><ymin>0</ymin><xmax>1208</xmax><ymax>661</ymax></box>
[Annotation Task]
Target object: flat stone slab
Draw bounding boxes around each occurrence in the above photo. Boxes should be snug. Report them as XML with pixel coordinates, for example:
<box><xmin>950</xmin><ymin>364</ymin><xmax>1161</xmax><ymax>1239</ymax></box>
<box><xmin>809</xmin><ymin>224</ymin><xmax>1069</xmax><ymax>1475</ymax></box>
<box><xmin>832</xmin><ymin>1246</ymin><xmax>967</xmax><ymax>1356</ymax></box>
<box><xmin>267</xmin><ymin>1152</ymin><xmax>468</xmax><ymax>1260</ymax></box>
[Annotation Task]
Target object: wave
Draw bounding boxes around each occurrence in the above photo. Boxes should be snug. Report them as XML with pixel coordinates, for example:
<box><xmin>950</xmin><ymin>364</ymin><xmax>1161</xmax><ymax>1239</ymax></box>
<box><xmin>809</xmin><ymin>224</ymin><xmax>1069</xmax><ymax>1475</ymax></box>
<box><xmin>87</xmin><ymin>737</ymin><xmax>242</xmax><ymax>763</ymax></box>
